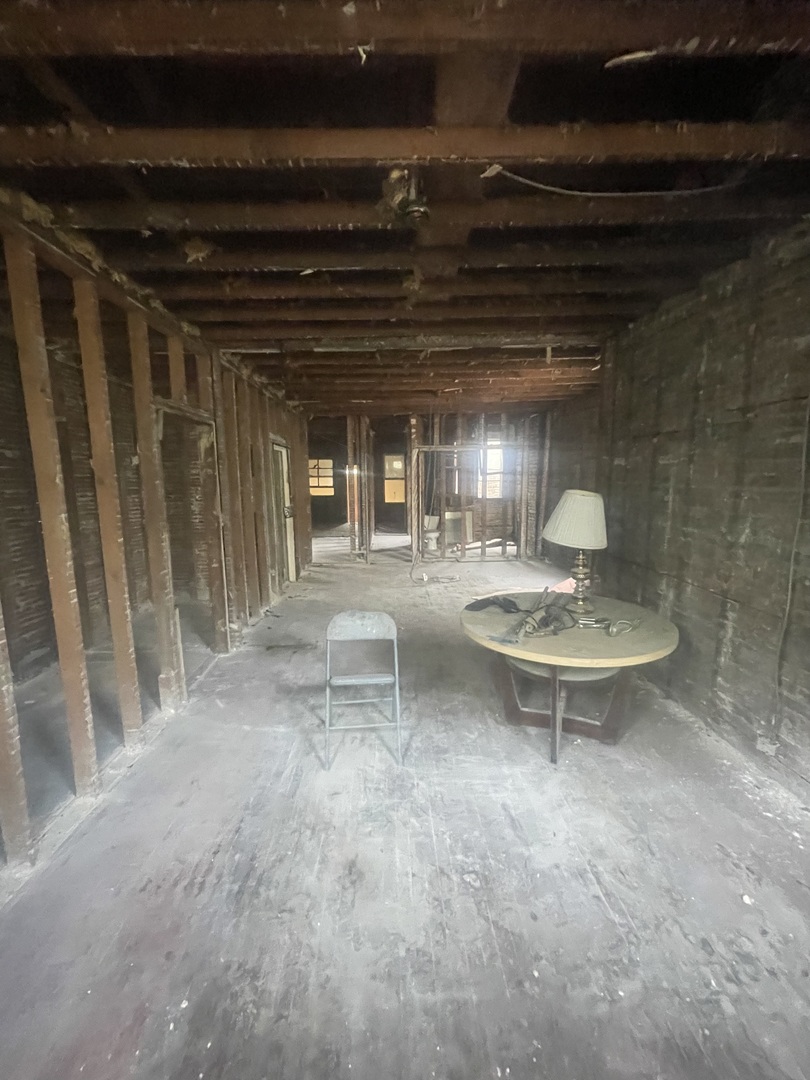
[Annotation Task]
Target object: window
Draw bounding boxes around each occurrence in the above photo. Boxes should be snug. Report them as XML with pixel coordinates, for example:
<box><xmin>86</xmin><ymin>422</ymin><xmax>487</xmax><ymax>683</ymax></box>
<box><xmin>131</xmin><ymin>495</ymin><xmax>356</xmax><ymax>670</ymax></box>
<box><xmin>309</xmin><ymin>458</ymin><xmax>334</xmax><ymax>496</ymax></box>
<box><xmin>478</xmin><ymin>442</ymin><xmax>503</xmax><ymax>499</ymax></box>
<box><xmin>383</xmin><ymin>454</ymin><xmax>405</xmax><ymax>503</ymax></box>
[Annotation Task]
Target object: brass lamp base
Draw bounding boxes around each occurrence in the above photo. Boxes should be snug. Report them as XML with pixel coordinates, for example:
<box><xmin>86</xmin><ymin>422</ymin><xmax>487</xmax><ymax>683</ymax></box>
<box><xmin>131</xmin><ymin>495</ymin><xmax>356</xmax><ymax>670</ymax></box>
<box><xmin>568</xmin><ymin>549</ymin><xmax>595</xmax><ymax>620</ymax></box>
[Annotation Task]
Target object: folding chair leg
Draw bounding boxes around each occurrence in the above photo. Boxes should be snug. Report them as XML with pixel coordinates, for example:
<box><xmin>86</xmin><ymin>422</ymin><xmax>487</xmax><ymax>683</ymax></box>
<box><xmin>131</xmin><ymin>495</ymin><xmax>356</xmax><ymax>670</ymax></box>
<box><xmin>394</xmin><ymin>680</ymin><xmax>402</xmax><ymax>766</ymax></box>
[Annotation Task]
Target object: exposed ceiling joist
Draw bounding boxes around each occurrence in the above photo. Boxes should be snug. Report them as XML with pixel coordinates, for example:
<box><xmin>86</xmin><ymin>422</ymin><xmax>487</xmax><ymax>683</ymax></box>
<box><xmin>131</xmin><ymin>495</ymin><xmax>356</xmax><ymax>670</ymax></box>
<box><xmin>254</xmin><ymin>349</ymin><xmax>604</xmax><ymax>367</ymax></box>
<box><xmin>176</xmin><ymin>298</ymin><xmax>648</xmax><ymax>323</ymax></box>
<box><xmin>254</xmin><ymin>347</ymin><xmax>600</xmax><ymax>366</ymax></box>
<box><xmin>1</xmin><ymin>1</ymin><xmax>807</xmax><ymax>59</ymax></box>
<box><xmin>220</xmin><ymin>330</ymin><xmax>608</xmax><ymax>351</ymax></box>
<box><xmin>54</xmin><ymin>195</ymin><xmax>809</xmax><ymax>233</ymax></box>
<box><xmin>149</xmin><ymin>274</ymin><xmax>689</xmax><ymax>302</ymax></box>
<box><xmin>6</xmin><ymin>123</ymin><xmax>810</xmax><ymax>169</ymax></box>
<box><xmin>106</xmin><ymin>241</ymin><xmax>749</xmax><ymax>273</ymax></box>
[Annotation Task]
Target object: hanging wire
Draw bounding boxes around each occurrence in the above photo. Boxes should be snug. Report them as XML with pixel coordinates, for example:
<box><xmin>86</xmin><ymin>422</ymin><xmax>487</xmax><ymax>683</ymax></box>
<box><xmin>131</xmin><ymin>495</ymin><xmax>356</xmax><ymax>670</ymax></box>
<box><xmin>480</xmin><ymin>162</ymin><xmax>748</xmax><ymax>199</ymax></box>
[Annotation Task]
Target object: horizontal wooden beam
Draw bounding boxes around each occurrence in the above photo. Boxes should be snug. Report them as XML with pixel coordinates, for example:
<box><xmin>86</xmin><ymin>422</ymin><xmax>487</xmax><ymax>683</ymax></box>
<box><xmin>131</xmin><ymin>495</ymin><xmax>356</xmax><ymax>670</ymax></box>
<box><xmin>55</xmin><ymin>192</ymin><xmax>810</xmax><ymax>233</ymax></box>
<box><xmin>207</xmin><ymin>318</ymin><xmax>623</xmax><ymax>343</ymax></box>
<box><xmin>227</xmin><ymin>331</ymin><xmax>606</xmax><ymax>352</ymax></box>
<box><xmin>310</xmin><ymin>397</ymin><xmax>582</xmax><ymax>417</ymax></box>
<box><xmin>176</xmin><ymin>298</ymin><xmax>648</xmax><ymax>323</ymax></box>
<box><xmin>106</xmin><ymin>240</ymin><xmax>749</xmax><ymax>273</ymax></box>
<box><xmin>285</xmin><ymin>355</ymin><xmax>598</xmax><ymax>370</ymax></box>
<box><xmin>7</xmin><ymin>123</ymin><xmax>810</xmax><ymax>170</ymax></box>
<box><xmin>150</xmin><ymin>273</ymin><xmax>689</xmax><ymax>302</ymax></box>
<box><xmin>256</xmin><ymin>348</ymin><xmax>601</xmax><ymax>367</ymax></box>
<box><xmin>297</xmin><ymin>390</ymin><xmax>593</xmax><ymax>413</ymax></box>
<box><xmin>1</xmin><ymin>1</ymin><xmax>807</xmax><ymax>58</ymax></box>
<box><xmin>285</xmin><ymin>376</ymin><xmax>599</xmax><ymax>393</ymax></box>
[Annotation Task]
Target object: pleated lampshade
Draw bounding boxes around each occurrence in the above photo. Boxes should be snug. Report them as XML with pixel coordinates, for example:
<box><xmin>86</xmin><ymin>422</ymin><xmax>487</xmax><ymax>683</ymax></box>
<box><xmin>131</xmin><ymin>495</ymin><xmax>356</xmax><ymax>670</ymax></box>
<box><xmin>543</xmin><ymin>489</ymin><xmax>607</xmax><ymax>550</ymax></box>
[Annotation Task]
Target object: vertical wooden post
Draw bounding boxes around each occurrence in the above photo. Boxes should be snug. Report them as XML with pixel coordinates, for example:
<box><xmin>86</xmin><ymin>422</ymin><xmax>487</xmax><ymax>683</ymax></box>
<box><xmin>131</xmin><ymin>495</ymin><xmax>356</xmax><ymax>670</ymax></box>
<box><xmin>362</xmin><ymin>416</ymin><xmax>374</xmax><ymax>560</ymax></box>
<box><xmin>210</xmin><ymin>356</ymin><xmax>237</xmax><ymax>639</ymax></box>
<box><xmin>3</xmin><ymin>232</ymin><xmax>99</xmax><ymax>796</ymax></box>
<box><xmin>347</xmin><ymin>415</ymin><xmax>358</xmax><ymax>553</ymax></box>
<box><xmin>457</xmin><ymin>413</ymin><xmax>467</xmax><ymax>560</ymax></box>
<box><xmin>221</xmin><ymin>370</ymin><xmax>248</xmax><ymax>629</ymax></box>
<box><xmin>437</xmin><ymin>417</ymin><xmax>447</xmax><ymax>560</ymax></box>
<box><xmin>501</xmin><ymin>412</ymin><xmax>509</xmax><ymax>558</ymax></box>
<box><xmin>0</xmin><ymin>596</ymin><xmax>33</xmax><ymax>864</ymax></box>
<box><xmin>196</xmin><ymin>354</ymin><xmax>229</xmax><ymax>653</ymax></box>
<box><xmin>168</xmin><ymin>335</ymin><xmax>187</xmax><ymax>403</ymax></box>
<box><xmin>263</xmin><ymin>395</ymin><xmax>282</xmax><ymax>596</ymax></box>
<box><xmin>410</xmin><ymin>414</ymin><xmax>425</xmax><ymax>561</ymax></box>
<box><xmin>518</xmin><ymin>417</ymin><xmax>530</xmax><ymax>561</ymax></box>
<box><xmin>480</xmin><ymin>412</ymin><xmax>488</xmax><ymax>560</ymax></box>
<box><xmin>128</xmin><ymin>311</ymin><xmax>187</xmax><ymax>711</ymax></box>
<box><xmin>250</xmin><ymin>387</ymin><xmax>272</xmax><ymax>606</ymax></box>
<box><xmin>537</xmin><ymin>413</ymin><xmax>552</xmax><ymax>559</ymax></box>
<box><xmin>236</xmin><ymin>377</ymin><xmax>261</xmax><ymax>618</ymax></box>
<box><xmin>74</xmin><ymin>277</ymin><xmax>143</xmax><ymax>743</ymax></box>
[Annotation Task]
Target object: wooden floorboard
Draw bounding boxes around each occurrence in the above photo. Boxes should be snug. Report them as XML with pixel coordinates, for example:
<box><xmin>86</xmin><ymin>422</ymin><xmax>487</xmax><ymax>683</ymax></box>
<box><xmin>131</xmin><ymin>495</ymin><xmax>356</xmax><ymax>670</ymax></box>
<box><xmin>0</xmin><ymin>549</ymin><xmax>808</xmax><ymax>1080</ymax></box>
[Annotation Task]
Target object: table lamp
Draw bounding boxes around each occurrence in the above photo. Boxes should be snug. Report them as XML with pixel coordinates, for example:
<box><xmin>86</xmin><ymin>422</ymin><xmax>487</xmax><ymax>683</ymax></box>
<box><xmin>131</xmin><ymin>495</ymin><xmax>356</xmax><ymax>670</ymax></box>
<box><xmin>542</xmin><ymin>489</ymin><xmax>607</xmax><ymax>619</ymax></box>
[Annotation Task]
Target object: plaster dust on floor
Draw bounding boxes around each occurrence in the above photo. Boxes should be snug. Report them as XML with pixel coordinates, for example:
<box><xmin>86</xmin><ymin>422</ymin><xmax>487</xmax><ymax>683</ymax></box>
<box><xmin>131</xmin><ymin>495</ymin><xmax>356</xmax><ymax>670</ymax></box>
<box><xmin>0</xmin><ymin>542</ymin><xmax>808</xmax><ymax>1080</ymax></box>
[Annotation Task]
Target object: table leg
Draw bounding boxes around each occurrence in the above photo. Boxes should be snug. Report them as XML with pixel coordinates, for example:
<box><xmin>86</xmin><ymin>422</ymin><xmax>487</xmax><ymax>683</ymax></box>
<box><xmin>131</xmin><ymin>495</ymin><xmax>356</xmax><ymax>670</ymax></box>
<box><xmin>550</xmin><ymin>664</ymin><xmax>561</xmax><ymax>765</ymax></box>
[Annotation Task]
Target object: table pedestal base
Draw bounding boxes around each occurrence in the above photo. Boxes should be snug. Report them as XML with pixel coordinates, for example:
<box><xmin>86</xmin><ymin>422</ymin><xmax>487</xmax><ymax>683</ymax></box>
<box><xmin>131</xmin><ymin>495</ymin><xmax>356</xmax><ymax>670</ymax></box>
<box><xmin>493</xmin><ymin>656</ymin><xmax>631</xmax><ymax>764</ymax></box>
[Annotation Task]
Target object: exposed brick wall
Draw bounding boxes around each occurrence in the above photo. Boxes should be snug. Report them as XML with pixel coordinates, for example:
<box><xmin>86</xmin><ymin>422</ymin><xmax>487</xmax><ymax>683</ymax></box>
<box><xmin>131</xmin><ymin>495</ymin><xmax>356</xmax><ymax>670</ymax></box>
<box><xmin>0</xmin><ymin>338</ymin><xmax>55</xmax><ymax>678</ymax></box>
<box><xmin>162</xmin><ymin>414</ymin><xmax>206</xmax><ymax>600</ymax></box>
<box><xmin>545</xmin><ymin>224</ymin><xmax>810</xmax><ymax>765</ymax></box>
<box><xmin>0</xmin><ymin>323</ymin><xmax>310</xmax><ymax>681</ymax></box>
<box><xmin>0</xmin><ymin>336</ymin><xmax>152</xmax><ymax>681</ymax></box>
<box><xmin>540</xmin><ymin>393</ymin><xmax>601</xmax><ymax>570</ymax></box>
<box><xmin>109</xmin><ymin>378</ymin><xmax>150</xmax><ymax>611</ymax></box>
<box><xmin>51</xmin><ymin>353</ymin><xmax>110</xmax><ymax>648</ymax></box>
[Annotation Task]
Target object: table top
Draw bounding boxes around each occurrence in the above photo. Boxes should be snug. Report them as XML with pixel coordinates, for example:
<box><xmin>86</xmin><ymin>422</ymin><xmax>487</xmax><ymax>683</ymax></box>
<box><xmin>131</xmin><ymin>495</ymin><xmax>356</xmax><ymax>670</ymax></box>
<box><xmin>460</xmin><ymin>591</ymin><xmax>679</xmax><ymax>668</ymax></box>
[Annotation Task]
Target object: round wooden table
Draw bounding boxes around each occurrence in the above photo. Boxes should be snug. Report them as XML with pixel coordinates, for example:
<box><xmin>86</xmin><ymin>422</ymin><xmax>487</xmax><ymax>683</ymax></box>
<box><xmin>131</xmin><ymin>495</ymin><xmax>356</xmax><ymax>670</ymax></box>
<box><xmin>460</xmin><ymin>592</ymin><xmax>678</xmax><ymax>763</ymax></box>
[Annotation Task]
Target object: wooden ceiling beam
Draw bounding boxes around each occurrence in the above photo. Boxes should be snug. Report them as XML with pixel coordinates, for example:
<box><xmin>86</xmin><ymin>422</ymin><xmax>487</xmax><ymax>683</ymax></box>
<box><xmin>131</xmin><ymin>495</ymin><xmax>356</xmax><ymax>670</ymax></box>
<box><xmin>54</xmin><ymin>193</ymin><xmax>810</xmax><ymax>233</ymax></box>
<box><xmin>266</xmin><ymin>357</ymin><xmax>597</xmax><ymax>369</ymax></box>
<box><xmin>208</xmin><ymin>319</ymin><xmax>622</xmax><ymax>343</ymax></box>
<box><xmin>262</xmin><ymin>363</ymin><xmax>600</xmax><ymax>378</ymax></box>
<box><xmin>149</xmin><ymin>273</ymin><xmax>688</xmax><ymax>302</ymax></box>
<box><xmin>231</xmin><ymin>335</ymin><xmax>602</xmax><ymax>353</ymax></box>
<box><xmin>17</xmin><ymin>61</ymin><xmax>155</xmax><ymax>209</ymax></box>
<box><xmin>6</xmin><ymin>123</ymin><xmax>810</xmax><ymax>170</ymax></box>
<box><xmin>106</xmin><ymin>240</ymin><xmax>748</xmax><ymax>274</ymax></box>
<box><xmin>296</xmin><ymin>390</ymin><xmax>591</xmax><ymax>411</ymax></box>
<box><xmin>2</xmin><ymin>1</ymin><xmax>807</xmax><ymax>59</ymax></box>
<box><xmin>253</xmin><ymin>348</ymin><xmax>600</xmax><ymax>366</ymax></box>
<box><xmin>306</xmin><ymin>399</ymin><xmax>579</xmax><ymax>417</ymax></box>
<box><xmin>176</xmin><ymin>299</ymin><xmax>648</xmax><ymax>322</ymax></box>
<box><xmin>426</xmin><ymin>48</ymin><xmax>522</xmax><ymax>245</ymax></box>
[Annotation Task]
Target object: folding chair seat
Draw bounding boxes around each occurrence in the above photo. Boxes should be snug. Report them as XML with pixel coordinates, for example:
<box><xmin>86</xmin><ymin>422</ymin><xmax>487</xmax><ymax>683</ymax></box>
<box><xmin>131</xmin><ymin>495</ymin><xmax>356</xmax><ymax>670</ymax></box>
<box><xmin>325</xmin><ymin>610</ymin><xmax>402</xmax><ymax>767</ymax></box>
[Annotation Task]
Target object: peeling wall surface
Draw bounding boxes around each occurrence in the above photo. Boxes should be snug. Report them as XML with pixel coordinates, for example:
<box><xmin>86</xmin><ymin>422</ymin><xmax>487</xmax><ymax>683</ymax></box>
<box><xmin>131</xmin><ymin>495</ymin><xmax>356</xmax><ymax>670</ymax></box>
<box><xmin>546</xmin><ymin>225</ymin><xmax>810</xmax><ymax>766</ymax></box>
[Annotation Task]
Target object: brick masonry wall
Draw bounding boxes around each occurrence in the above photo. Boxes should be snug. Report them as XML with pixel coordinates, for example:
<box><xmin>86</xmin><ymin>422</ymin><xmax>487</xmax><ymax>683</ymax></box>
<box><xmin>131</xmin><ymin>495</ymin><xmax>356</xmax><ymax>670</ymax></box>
<box><xmin>0</xmin><ymin>335</ymin><xmax>152</xmax><ymax>680</ymax></box>
<box><xmin>51</xmin><ymin>352</ymin><xmax>110</xmax><ymax>648</ymax></box>
<box><xmin>109</xmin><ymin>379</ymin><xmax>150</xmax><ymax>611</ymax></box>
<box><xmin>540</xmin><ymin>393</ymin><xmax>601</xmax><ymax>572</ymax></box>
<box><xmin>162</xmin><ymin>414</ymin><xmax>206</xmax><ymax>600</ymax></box>
<box><xmin>545</xmin><ymin>224</ymin><xmax>810</xmax><ymax>766</ymax></box>
<box><xmin>0</xmin><ymin>338</ymin><xmax>55</xmax><ymax>678</ymax></box>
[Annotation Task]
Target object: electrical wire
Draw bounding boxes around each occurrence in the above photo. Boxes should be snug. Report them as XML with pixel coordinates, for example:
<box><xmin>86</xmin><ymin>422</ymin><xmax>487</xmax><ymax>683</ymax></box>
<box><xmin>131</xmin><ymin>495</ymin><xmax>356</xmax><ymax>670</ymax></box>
<box><xmin>773</xmin><ymin>393</ymin><xmax>810</xmax><ymax>732</ymax></box>
<box><xmin>480</xmin><ymin>162</ymin><xmax>748</xmax><ymax>199</ymax></box>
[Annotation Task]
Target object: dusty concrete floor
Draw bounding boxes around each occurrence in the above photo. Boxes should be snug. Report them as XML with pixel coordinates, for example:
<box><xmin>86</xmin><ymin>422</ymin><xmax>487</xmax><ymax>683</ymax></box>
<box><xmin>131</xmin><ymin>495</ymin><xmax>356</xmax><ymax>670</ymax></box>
<box><xmin>12</xmin><ymin>599</ymin><xmax>216</xmax><ymax>826</ymax></box>
<box><xmin>0</xmin><ymin>543</ymin><xmax>808</xmax><ymax>1080</ymax></box>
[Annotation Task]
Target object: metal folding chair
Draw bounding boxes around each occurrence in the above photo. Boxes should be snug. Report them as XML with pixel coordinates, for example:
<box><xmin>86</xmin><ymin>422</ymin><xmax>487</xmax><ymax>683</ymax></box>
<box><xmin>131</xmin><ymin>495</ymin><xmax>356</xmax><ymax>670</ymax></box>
<box><xmin>325</xmin><ymin>610</ymin><xmax>402</xmax><ymax>768</ymax></box>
